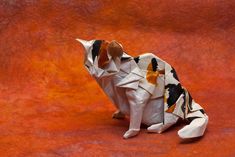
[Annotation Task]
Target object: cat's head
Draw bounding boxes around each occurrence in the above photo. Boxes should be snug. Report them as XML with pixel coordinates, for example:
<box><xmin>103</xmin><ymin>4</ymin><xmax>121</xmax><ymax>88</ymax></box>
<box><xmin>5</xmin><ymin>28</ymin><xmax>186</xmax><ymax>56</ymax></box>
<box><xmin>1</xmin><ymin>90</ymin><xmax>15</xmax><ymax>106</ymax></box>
<box><xmin>76</xmin><ymin>39</ymin><xmax>124</xmax><ymax>76</ymax></box>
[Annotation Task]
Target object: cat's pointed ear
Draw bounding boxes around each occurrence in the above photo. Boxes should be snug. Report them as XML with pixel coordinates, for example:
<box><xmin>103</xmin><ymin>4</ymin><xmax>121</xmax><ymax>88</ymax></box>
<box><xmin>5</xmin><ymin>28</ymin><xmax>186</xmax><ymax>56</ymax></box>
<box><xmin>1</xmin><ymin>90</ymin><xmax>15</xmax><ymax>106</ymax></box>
<box><xmin>107</xmin><ymin>40</ymin><xmax>123</xmax><ymax>58</ymax></box>
<box><xmin>76</xmin><ymin>38</ymin><xmax>93</xmax><ymax>53</ymax></box>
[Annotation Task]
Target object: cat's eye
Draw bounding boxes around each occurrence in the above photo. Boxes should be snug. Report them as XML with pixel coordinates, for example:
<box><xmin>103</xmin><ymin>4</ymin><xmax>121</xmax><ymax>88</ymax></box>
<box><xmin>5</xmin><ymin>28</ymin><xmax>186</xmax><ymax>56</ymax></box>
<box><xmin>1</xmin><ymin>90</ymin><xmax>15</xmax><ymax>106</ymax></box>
<box><xmin>85</xmin><ymin>64</ymin><xmax>90</xmax><ymax>69</ymax></box>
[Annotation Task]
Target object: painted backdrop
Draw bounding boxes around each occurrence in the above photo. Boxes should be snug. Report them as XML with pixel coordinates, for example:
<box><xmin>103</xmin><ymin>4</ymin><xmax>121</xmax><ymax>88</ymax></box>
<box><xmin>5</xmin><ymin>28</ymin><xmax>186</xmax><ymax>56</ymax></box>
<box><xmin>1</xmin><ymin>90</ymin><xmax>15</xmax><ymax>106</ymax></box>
<box><xmin>0</xmin><ymin>0</ymin><xmax>234</xmax><ymax>156</ymax></box>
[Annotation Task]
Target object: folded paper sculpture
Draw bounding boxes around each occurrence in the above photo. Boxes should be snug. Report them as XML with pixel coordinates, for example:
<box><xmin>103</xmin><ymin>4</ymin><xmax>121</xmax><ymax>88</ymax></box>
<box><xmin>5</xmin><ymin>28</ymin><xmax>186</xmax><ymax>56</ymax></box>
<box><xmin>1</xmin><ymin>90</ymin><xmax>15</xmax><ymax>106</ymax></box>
<box><xmin>77</xmin><ymin>39</ymin><xmax>209</xmax><ymax>139</ymax></box>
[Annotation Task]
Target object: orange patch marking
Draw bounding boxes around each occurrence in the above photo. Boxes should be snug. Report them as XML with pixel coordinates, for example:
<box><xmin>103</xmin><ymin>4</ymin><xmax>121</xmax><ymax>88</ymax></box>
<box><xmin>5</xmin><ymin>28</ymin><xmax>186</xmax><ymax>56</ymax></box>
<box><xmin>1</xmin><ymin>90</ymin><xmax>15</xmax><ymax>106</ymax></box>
<box><xmin>166</xmin><ymin>104</ymin><xmax>176</xmax><ymax>113</ymax></box>
<box><xmin>146</xmin><ymin>62</ymin><xmax>159</xmax><ymax>85</ymax></box>
<box><xmin>146</xmin><ymin>71</ymin><xmax>159</xmax><ymax>85</ymax></box>
<box><xmin>146</xmin><ymin>62</ymin><xmax>165</xmax><ymax>85</ymax></box>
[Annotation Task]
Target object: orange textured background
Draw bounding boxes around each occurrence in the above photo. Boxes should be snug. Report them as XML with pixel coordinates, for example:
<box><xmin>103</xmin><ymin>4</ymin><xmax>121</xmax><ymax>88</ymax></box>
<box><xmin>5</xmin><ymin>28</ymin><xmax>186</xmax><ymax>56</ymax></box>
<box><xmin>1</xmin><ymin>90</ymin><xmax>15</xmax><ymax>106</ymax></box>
<box><xmin>0</xmin><ymin>0</ymin><xmax>235</xmax><ymax>157</ymax></box>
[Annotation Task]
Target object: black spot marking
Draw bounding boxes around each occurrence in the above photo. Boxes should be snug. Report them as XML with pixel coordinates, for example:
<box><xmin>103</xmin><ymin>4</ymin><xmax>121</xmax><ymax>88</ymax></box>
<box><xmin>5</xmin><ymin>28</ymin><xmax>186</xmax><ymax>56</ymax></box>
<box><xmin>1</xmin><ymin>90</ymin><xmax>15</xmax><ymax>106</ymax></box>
<box><xmin>170</xmin><ymin>67</ymin><xmax>180</xmax><ymax>81</ymax></box>
<box><xmin>188</xmin><ymin>92</ymin><xmax>193</xmax><ymax>111</ymax></box>
<box><xmin>165</xmin><ymin>83</ymin><xmax>184</xmax><ymax>108</ymax></box>
<box><xmin>151</xmin><ymin>58</ymin><xmax>158</xmax><ymax>71</ymax></box>
<box><xmin>200</xmin><ymin>109</ymin><xmax>205</xmax><ymax>114</ymax></box>
<box><xmin>121</xmin><ymin>57</ymin><xmax>131</xmax><ymax>61</ymax></box>
<box><xmin>134</xmin><ymin>56</ymin><xmax>140</xmax><ymax>63</ymax></box>
<box><xmin>181</xmin><ymin>90</ymin><xmax>186</xmax><ymax>113</ymax></box>
<box><xmin>186</xmin><ymin>109</ymin><xmax>206</xmax><ymax>122</ymax></box>
<box><xmin>187</xmin><ymin>109</ymin><xmax>206</xmax><ymax>122</ymax></box>
<box><xmin>187</xmin><ymin>117</ymin><xmax>198</xmax><ymax>122</ymax></box>
<box><xmin>92</xmin><ymin>40</ymin><xmax>102</xmax><ymax>62</ymax></box>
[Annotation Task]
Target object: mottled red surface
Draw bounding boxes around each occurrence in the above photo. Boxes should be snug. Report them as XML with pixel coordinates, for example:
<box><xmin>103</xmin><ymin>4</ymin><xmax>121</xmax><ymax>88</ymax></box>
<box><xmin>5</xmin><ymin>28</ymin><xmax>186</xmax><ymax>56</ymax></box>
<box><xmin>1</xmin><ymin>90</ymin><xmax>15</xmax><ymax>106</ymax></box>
<box><xmin>0</xmin><ymin>1</ymin><xmax>235</xmax><ymax>157</ymax></box>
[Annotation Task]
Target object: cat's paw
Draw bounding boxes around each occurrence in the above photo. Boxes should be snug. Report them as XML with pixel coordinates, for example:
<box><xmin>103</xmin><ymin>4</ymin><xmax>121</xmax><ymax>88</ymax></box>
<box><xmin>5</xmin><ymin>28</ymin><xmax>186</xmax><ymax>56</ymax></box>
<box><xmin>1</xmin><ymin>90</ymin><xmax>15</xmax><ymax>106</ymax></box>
<box><xmin>112</xmin><ymin>110</ymin><xmax>125</xmax><ymax>119</ymax></box>
<box><xmin>123</xmin><ymin>129</ymin><xmax>140</xmax><ymax>139</ymax></box>
<box><xmin>147</xmin><ymin>123</ymin><xmax>164</xmax><ymax>133</ymax></box>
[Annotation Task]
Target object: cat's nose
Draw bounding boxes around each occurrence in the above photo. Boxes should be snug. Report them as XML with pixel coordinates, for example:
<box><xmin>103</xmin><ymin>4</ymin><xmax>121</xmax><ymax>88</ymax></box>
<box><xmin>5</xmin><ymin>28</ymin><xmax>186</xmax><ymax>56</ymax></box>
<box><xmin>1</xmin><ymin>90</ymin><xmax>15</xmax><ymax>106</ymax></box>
<box><xmin>76</xmin><ymin>38</ymin><xmax>93</xmax><ymax>53</ymax></box>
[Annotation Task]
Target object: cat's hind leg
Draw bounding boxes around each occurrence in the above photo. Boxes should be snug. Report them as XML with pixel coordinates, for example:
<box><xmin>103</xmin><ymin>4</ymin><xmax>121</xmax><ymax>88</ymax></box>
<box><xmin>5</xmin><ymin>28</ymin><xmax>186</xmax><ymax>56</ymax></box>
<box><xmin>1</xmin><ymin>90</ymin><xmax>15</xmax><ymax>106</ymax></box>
<box><xmin>178</xmin><ymin>109</ymin><xmax>208</xmax><ymax>139</ymax></box>
<box><xmin>147</xmin><ymin>112</ymin><xmax>179</xmax><ymax>133</ymax></box>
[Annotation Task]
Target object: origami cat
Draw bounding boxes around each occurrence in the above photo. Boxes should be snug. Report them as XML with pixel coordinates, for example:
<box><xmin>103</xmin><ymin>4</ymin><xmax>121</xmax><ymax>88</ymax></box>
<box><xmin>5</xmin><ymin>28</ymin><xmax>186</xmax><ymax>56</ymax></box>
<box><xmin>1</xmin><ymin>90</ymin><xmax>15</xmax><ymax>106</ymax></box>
<box><xmin>76</xmin><ymin>39</ymin><xmax>209</xmax><ymax>139</ymax></box>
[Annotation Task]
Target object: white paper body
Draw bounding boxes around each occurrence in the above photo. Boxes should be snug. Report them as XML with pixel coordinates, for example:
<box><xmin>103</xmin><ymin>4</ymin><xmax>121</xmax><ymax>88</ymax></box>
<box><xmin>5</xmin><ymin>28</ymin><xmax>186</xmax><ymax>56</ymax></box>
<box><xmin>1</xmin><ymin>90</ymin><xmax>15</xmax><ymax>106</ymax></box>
<box><xmin>77</xmin><ymin>39</ymin><xmax>209</xmax><ymax>139</ymax></box>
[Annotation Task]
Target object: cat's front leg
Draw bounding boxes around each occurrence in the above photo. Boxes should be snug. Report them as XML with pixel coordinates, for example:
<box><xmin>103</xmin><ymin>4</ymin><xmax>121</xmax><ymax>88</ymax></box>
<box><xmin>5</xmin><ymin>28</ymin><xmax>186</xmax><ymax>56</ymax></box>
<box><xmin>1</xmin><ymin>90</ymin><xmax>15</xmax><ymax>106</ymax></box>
<box><xmin>123</xmin><ymin>88</ymin><xmax>150</xmax><ymax>139</ymax></box>
<box><xmin>112</xmin><ymin>110</ymin><xmax>125</xmax><ymax>119</ymax></box>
